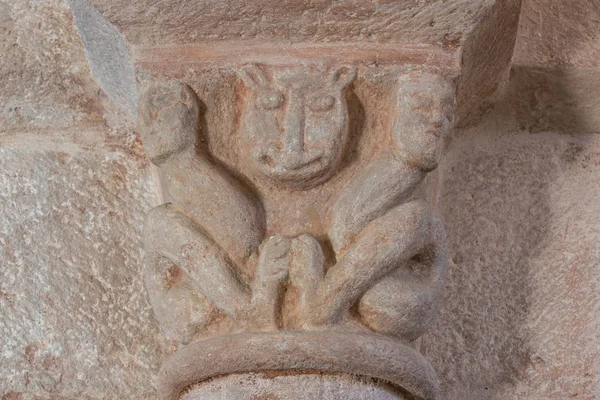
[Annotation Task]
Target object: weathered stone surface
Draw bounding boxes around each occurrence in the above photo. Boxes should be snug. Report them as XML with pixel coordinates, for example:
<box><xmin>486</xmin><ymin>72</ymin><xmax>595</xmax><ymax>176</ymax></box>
<box><xmin>182</xmin><ymin>373</ymin><xmax>405</xmax><ymax>400</ymax></box>
<box><xmin>455</xmin><ymin>0</ymin><xmax>521</xmax><ymax>127</ymax></box>
<box><xmin>514</xmin><ymin>0</ymin><xmax>600</xmax><ymax>68</ymax></box>
<box><xmin>507</xmin><ymin>0</ymin><xmax>600</xmax><ymax>133</ymax></box>
<box><xmin>2</xmin><ymin>0</ymin><xmax>599</xmax><ymax>398</ymax></box>
<box><xmin>159</xmin><ymin>332</ymin><xmax>438</xmax><ymax>400</ymax></box>
<box><xmin>0</xmin><ymin>0</ymin><xmax>104</xmax><ymax>132</ymax></box>
<box><xmin>69</xmin><ymin>0</ymin><xmax>138</xmax><ymax>116</ymax></box>
<box><xmin>0</xmin><ymin>143</ymin><xmax>172</xmax><ymax>398</ymax></box>
<box><xmin>509</xmin><ymin>67</ymin><xmax>600</xmax><ymax>133</ymax></box>
<box><xmin>87</xmin><ymin>0</ymin><xmax>498</xmax><ymax>47</ymax></box>
<box><xmin>71</xmin><ymin>1</ymin><xmax>521</xmax><ymax>127</ymax></box>
<box><xmin>138</xmin><ymin>69</ymin><xmax>455</xmax><ymax>399</ymax></box>
<box><xmin>424</xmin><ymin>105</ymin><xmax>600</xmax><ymax>399</ymax></box>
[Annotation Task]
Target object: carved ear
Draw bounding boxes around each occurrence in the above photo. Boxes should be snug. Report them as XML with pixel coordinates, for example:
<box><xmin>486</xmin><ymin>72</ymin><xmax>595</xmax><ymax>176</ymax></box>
<box><xmin>239</xmin><ymin>64</ymin><xmax>269</xmax><ymax>88</ymax></box>
<box><xmin>176</xmin><ymin>82</ymin><xmax>197</xmax><ymax>108</ymax></box>
<box><xmin>331</xmin><ymin>66</ymin><xmax>357</xmax><ymax>89</ymax></box>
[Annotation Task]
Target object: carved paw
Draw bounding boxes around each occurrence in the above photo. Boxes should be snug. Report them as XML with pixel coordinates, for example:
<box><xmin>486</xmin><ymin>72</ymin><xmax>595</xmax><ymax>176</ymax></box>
<box><xmin>257</xmin><ymin>234</ymin><xmax>292</xmax><ymax>281</ymax></box>
<box><xmin>246</xmin><ymin>234</ymin><xmax>293</xmax><ymax>330</ymax></box>
<box><xmin>288</xmin><ymin>234</ymin><xmax>325</xmax><ymax>328</ymax></box>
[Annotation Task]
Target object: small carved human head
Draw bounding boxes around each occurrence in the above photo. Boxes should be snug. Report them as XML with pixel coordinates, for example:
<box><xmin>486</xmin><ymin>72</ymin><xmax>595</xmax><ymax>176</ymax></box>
<box><xmin>139</xmin><ymin>81</ymin><xmax>200</xmax><ymax>165</ymax></box>
<box><xmin>392</xmin><ymin>72</ymin><xmax>456</xmax><ymax>171</ymax></box>
<box><xmin>238</xmin><ymin>64</ymin><xmax>356</xmax><ymax>189</ymax></box>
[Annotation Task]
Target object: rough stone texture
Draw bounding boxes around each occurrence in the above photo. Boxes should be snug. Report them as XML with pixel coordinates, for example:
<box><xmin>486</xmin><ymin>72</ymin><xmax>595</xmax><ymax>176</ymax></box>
<box><xmin>72</xmin><ymin>1</ymin><xmax>521</xmax><ymax>128</ymax></box>
<box><xmin>0</xmin><ymin>142</ymin><xmax>173</xmax><ymax>399</ymax></box>
<box><xmin>138</xmin><ymin>68</ymin><xmax>453</xmax><ymax>399</ymax></box>
<box><xmin>69</xmin><ymin>0</ymin><xmax>138</xmax><ymax>116</ymax></box>
<box><xmin>455</xmin><ymin>0</ymin><xmax>521</xmax><ymax>127</ymax></box>
<box><xmin>0</xmin><ymin>0</ymin><xmax>105</xmax><ymax>132</ymax></box>
<box><xmin>181</xmin><ymin>373</ymin><xmax>405</xmax><ymax>400</ymax></box>
<box><xmin>88</xmin><ymin>0</ymin><xmax>496</xmax><ymax>47</ymax></box>
<box><xmin>509</xmin><ymin>67</ymin><xmax>600</xmax><ymax>133</ymax></box>
<box><xmin>423</xmin><ymin>101</ymin><xmax>600</xmax><ymax>399</ymax></box>
<box><xmin>507</xmin><ymin>0</ymin><xmax>600</xmax><ymax>133</ymax></box>
<box><xmin>514</xmin><ymin>0</ymin><xmax>600</xmax><ymax>68</ymax></box>
<box><xmin>1</xmin><ymin>0</ymin><xmax>599</xmax><ymax>399</ymax></box>
<box><xmin>159</xmin><ymin>332</ymin><xmax>438</xmax><ymax>400</ymax></box>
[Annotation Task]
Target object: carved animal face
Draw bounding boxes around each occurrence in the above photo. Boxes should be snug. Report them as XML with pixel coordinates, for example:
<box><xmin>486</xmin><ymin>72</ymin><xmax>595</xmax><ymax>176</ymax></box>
<box><xmin>238</xmin><ymin>65</ymin><xmax>356</xmax><ymax>189</ymax></box>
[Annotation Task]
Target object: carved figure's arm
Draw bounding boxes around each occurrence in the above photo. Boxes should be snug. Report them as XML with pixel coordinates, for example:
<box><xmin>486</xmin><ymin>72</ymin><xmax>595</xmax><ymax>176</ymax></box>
<box><xmin>328</xmin><ymin>151</ymin><xmax>425</xmax><ymax>254</ymax></box>
<box><xmin>139</xmin><ymin>81</ymin><xmax>264</xmax><ymax>341</ymax></box>
<box><xmin>139</xmin><ymin>80</ymin><xmax>265</xmax><ymax>268</ymax></box>
<box><xmin>314</xmin><ymin>201</ymin><xmax>444</xmax><ymax>326</ymax></box>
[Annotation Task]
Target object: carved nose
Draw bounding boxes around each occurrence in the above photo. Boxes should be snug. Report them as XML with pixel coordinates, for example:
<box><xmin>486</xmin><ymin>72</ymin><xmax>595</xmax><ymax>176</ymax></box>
<box><xmin>282</xmin><ymin>96</ymin><xmax>305</xmax><ymax>156</ymax></box>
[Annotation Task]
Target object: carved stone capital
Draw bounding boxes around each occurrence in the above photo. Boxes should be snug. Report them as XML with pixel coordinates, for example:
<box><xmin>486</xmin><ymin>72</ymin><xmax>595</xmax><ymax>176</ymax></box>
<box><xmin>135</xmin><ymin>66</ymin><xmax>455</xmax><ymax>399</ymax></box>
<box><xmin>69</xmin><ymin>1</ymin><xmax>522</xmax><ymax>398</ymax></box>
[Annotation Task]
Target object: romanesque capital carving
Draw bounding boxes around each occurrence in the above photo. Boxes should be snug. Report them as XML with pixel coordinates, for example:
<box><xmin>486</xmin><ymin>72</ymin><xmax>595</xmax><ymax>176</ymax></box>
<box><xmin>139</xmin><ymin>65</ymin><xmax>456</xmax><ymax>400</ymax></box>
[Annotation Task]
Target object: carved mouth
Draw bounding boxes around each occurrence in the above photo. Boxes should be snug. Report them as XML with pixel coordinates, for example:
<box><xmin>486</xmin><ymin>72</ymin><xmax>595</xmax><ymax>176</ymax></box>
<box><xmin>257</xmin><ymin>151</ymin><xmax>324</xmax><ymax>172</ymax></box>
<box><xmin>252</xmin><ymin>149</ymin><xmax>334</xmax><ymax>189</ymax></box>
<box><xmin>282</xmin><ymin>153</ymin><xmax>323</xmax><ymax>171</ymax></box>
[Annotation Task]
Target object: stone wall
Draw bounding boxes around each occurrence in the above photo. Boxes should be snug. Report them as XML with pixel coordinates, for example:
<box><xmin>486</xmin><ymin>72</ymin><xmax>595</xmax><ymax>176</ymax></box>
<box><xmin>1</xmin><ymin>1</ymin><xmax>174</xmax><ymax>398</ymax></box>
<box><xmin>424</xmin><ymin>2</ymin><xmax>600</xmax><ymax>397</ymax></box>
<box><xmin>1</xmin><ymin>0</ymin><xmax>598</xmax><ymax>399</ymax></box>
<box><xmin>425</xmin><ymin>104</ymin><xmax>600</xmax><ymax>400</ymax></box>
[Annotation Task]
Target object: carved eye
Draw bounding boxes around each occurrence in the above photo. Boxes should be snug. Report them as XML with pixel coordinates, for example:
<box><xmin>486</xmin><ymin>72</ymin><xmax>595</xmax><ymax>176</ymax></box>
<box><xmin>258</xmin><ymin>91</ymin><xmax>284</xmax><ymax>110</ymax></box>
<box><xmin>308</xmin><ymin>94</ymin><xmax>336</xmax><ymax>111</ymax></box>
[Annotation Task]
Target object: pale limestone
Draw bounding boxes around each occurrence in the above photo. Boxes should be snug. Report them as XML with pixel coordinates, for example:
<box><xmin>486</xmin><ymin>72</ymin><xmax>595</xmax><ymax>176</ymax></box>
<box><xmin>69</xmin><ymin>0</ymin><xmax>138</xmax><ymax>116</ymax></box>
<box><xmin>423</xmin><ymin>102</ymin><xmax>600</xmax><ymax>399</ymax></box>
<box><xmin>71</xmin><ymin>1</ymin><xmax>521</xmax><ymax>128</ymax></box>
<box><xmin>0</xmin><ymin>0</ymin><xmax>104</xmax><ymax>132</ymax></box>
<box><xmin>87</xmin><ymin>0</ymin><xmax>497</xmax><ymax>47</ymax></box>
<box><xmin>0</xmin><ymin>145</ymin><xmax>171</xmax><ymax>399</ymax></box>
<box><xmin>1</xmin><ymin>0</ymin><xmax>599</xmax><ymax>399</ymax></box>
<box><xmin>181</xmin><ymin>373</ymin><xmax>405</xmax><ymax>400</ymax></box>
<box><xmin>138</xmin><ymin>69</ymin><xmax>455</xmax><ymax>399</ymax></box>
<box><xmin>514</xmin><ymin>0</ymin><xmax>600</xmax><ymax>69</ymax></box>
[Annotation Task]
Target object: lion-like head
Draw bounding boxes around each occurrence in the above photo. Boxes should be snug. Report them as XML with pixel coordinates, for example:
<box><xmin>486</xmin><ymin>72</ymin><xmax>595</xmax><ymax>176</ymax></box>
<box><xmin>238</xmin><ymin>64</ymin><xmax>356</xmax><ymax>189</ymax></box>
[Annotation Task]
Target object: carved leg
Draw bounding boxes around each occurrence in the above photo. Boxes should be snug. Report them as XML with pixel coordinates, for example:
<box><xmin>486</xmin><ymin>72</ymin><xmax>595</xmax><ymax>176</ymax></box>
<box><xmin>357</xmin><ymin>211</ymin><xmax>447</xmax><ymax>343</ymax></box>
<box><xmin>311</xmin><ymin>201</ymin><xmax>447</xmax><ymax>329</ymax></box>
<box><xmin>144</xmin><ymin>204</ymin><xmax>250</xmax><ymax>327</ymax></box>
<box><xmin>143</xmin><ymin>252</ymin><xmax>214</xmax><ymax>344</ymax></box>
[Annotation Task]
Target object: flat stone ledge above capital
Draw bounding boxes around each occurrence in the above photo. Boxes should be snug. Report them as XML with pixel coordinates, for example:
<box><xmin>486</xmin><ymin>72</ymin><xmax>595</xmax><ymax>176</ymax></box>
<box><xmin>70</xmin><ymin>0</ymin><xmax>521</xmax><ymax>126</ymax></box>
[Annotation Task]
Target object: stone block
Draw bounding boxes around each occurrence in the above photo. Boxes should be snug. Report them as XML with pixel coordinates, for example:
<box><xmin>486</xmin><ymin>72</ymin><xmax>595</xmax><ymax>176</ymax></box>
<box><xmin>87</xmin><ymin>0</ymin><xmax>503</xmax><ymax>47</ymax></box>
<box><xmin>70</xmin><ymin>0</ymin><xmax>522</xmax><ymax>126</ymax></box>
<box><xmin>0</xmin><ymin>0</ymin><xmax>104</xmax><ymax>132</ymax></box>
<box><xmin>0</xmin><ymin>143</ymin><xmax>172</xmax><ymax>399</ymax></box>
